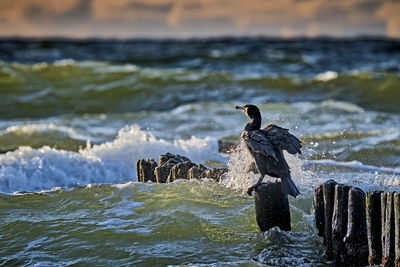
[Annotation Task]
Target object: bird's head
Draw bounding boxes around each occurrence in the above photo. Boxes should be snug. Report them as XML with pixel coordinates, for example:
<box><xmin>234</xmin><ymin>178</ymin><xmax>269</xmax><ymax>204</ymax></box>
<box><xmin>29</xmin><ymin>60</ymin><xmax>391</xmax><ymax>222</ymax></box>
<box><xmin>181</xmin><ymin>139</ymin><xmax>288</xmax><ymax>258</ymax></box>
<box><xmin>235</xmin><ymin>104</ymin><xmax>262</xmax><ymax>130</ymax></box>
<box><xmin>235</xmin><ymin>104</ymin><xmax>261</xmax><ymax>119</ymax></box>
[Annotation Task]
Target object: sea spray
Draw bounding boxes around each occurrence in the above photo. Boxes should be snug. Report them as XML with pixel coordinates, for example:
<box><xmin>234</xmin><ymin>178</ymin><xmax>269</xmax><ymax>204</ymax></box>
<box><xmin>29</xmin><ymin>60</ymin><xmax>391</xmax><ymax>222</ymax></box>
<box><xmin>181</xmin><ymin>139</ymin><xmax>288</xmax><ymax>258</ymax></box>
<box><xmin>221</xmin><ymin>142</ymin><xmax>259</xmax><ymax>193</ymax></box>
<box><xmin>221</xmin><ymin>141</ymin><xmax>321</xmax><ymax>196</ymax></box>
<box><xmin>0</xmin><ymin>125</ymin><xmax>224</xmax><ymax>193</ymax></box>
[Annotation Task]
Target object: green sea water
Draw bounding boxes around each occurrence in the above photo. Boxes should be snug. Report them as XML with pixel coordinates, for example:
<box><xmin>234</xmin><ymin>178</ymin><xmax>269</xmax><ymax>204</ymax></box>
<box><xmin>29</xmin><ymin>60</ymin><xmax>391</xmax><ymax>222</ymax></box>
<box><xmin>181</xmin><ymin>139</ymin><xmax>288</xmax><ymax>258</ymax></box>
<box><xmin>1</xmin><ymin>182</ymin><xmax>323</xmax><ymax>266</ymax></box>
<box><xmin>1</xmin><ymin>38</ymin><xmax>399</xmax><ymax>266</ymax></box>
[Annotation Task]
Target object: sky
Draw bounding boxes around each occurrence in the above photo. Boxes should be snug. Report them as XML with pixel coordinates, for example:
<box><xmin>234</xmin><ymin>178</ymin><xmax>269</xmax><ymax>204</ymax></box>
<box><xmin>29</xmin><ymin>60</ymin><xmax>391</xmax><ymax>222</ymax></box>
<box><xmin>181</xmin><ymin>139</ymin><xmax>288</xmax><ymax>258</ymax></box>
<box><xmin>0</xmin><ymin>0</ymin><xmax>400</xmax><ymax>39</ymax></box>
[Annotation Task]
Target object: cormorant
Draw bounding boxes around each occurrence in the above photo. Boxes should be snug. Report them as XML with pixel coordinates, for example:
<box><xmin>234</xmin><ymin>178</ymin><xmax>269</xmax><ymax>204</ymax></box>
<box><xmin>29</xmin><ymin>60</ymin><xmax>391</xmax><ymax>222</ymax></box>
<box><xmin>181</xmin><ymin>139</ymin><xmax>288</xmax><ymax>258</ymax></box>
<box><xmin>235</xmin><ymin>104</ymin><xmax>301</xmax><ymax>197</ymax></box>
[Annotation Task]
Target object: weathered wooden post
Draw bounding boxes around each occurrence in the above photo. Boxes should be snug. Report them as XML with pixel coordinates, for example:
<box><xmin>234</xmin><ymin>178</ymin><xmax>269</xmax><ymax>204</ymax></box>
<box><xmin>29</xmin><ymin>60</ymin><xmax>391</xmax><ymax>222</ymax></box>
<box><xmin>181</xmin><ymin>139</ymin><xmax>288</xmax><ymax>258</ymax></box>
<box><xmin>315</xmin><ymin>181</ymin><xmax>400</xmax><ymax>266</ymax></box>
<box><xmin>322</xmin><ymin>179</ymin><xmax>337</xmax><ymax>260</ymax></box>
<box><xmin>203</xmin><ymin>168</ymin><xmax>229</xmax><ymax>182</ymax></box>
<box><xmin>154</xmin><ymin>164</ymin><xmax>173</xmax><ymax>183</ymax></box>
<box><xmin>332</xmin><ymin>184</ymin><xmax>350</xmax><ymax>265</ymax></box>
<box><xmin>314</xmin><ymin>184</ymin><xmax>325</xmax><ymax>237</ymax></box>
<box><xmin>187</xmin><ymin>166</ymin><xmax>205</xmax><ymax>179</ymax></box>
<box><xmin>383</xmin><ymin>192</ymin><xmax>395</xmax><ymax>266</ymax></box>
<box><xmin>366</xmin><ymin>191</ymin><xmax>383</xmax><ymax>265</ymax></box>
<box><xmin>254</xmin><ymin>181</ymin><xmax>291</xmax><ymax>232</ymax></box>
<box><xmin>136</xmin><ymin>159</ymin><xmax>157</xmax><ymax>182</ymax></box>
<box><xmin>343</xmin><ymin>187</ymin><xmax>368</xmax><ymax>266</ymax></box>
<box><xmin>167</xmin><ymin>161</ymin><xmax>197</xmax><ymax>183</ymax></box>
<box><xmin>394</xmin><ymin>192</ymin><xmax>400</xmax><ymax>267</ymax></box>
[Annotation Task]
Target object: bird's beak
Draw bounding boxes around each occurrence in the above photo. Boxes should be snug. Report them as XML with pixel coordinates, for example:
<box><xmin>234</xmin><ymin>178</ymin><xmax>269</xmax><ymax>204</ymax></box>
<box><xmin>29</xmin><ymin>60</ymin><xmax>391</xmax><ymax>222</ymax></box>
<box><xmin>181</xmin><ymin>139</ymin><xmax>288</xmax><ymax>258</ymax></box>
<box><xmin>235</xmin><ymin>106</ymin><xmax>244</xmax><ymax>110</ymax></box>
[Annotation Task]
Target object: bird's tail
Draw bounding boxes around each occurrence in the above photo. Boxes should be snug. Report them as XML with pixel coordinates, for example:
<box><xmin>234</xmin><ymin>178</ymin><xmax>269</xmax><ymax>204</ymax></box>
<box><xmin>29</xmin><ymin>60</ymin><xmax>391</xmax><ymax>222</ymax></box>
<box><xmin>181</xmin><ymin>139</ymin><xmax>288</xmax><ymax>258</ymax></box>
<box><xmin>281</xmin><ymin>176</ymin><xmax>300</xmax><ymax>198</ymax></box>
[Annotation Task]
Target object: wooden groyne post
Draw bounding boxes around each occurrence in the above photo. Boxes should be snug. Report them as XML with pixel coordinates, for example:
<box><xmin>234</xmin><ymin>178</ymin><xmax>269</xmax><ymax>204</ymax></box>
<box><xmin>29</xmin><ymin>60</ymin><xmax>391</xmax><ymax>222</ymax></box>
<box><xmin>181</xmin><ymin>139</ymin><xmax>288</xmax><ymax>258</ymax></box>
<box><xmin>136</xmin><ymin>153</ymin><xmax>228</xmax><ymax>184</ymax></box>
<box><xmin>315</xmin><ymin>180</ymin><xmax>400</xmax><ymax>266</ymax></box>
<box><xmin>254</xmin><ymin>181</ymin><xmax>291</xmax><ymax>231</ymax></box>
<box><xmin>366</xmin><ymin>191</ymin><xmax>383</xmax><ymax>265</ymax></box>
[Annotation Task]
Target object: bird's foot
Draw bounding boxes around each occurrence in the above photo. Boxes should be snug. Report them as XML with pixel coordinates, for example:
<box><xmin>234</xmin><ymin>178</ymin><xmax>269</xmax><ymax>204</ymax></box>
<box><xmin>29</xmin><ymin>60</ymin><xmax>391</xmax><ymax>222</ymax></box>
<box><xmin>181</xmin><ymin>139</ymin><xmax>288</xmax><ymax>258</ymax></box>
<box><xmin>247</xmin><ymin>186</ymin><xmax>254</xmax><ymax>196</ymax></box>
<box><xmin>247</xmin><ymin>178</ymin><xmax>264</xmax><ymax>196</ymax></box>
<box><xmin>247</xmin><ymin>183</ymin><xmax>260</xmax><ymax>196</ymax></box>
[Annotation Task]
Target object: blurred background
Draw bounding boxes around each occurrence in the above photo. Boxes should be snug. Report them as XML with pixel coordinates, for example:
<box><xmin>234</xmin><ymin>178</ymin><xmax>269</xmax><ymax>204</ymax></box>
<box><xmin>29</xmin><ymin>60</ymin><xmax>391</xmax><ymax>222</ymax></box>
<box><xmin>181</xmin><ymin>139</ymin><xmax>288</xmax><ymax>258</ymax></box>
<box><xmin>1</xmin><ymin>0</ymin><xmax>400</xmax><ymax>38</ymax></box>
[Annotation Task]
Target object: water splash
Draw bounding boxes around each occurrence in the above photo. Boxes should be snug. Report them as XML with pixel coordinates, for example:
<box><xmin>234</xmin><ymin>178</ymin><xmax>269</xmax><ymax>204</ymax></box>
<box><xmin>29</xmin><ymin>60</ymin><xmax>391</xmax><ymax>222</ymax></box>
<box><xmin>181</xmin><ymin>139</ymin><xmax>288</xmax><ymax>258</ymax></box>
<box><xmin>221</xmin><ymin>142</ymin><xmax>259</xmax><ymax>193</ymax></box>
<box><xmin>221</xmin><ymin>141</ymin><xmax>321</xmax><ymax>196</ymax></box>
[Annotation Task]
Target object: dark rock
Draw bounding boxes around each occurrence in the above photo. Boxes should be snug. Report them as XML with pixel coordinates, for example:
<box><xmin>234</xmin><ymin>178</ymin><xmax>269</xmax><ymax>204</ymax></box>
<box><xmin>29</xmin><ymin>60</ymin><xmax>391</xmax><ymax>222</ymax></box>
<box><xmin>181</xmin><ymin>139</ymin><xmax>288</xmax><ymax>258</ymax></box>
<box><xmin>254</xmin><ymin>181</ymin><xmax>291</xmax><ymax>232</ymax></box>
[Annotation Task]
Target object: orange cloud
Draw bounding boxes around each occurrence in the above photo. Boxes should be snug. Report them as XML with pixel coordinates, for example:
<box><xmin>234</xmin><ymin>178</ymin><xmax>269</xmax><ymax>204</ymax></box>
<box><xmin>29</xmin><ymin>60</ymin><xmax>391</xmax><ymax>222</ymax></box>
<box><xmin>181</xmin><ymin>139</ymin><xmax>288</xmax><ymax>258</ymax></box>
<box><xmin>0</xmin><ymin>0</ymin><xmax>397</xmax><ymax>38</ymax></box>
<box><xmin>376</xmin><ymin>2</ymin><xmax>400</xmax><ymax>38</ymax></box>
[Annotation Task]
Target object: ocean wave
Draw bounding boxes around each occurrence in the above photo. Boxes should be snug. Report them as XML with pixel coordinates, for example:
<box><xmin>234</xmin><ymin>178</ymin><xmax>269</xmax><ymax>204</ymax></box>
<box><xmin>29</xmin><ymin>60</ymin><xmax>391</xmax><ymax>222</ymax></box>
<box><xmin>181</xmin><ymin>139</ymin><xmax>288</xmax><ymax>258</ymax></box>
<box><xmin>0</xmin><ymin>125</ymin><xmax>223</xmax><ymax>193</ymax></box>
<box><xmin>0</xmin><ymin>123</ymin><xmax>89</xmax><ymax>152</ymax></box>
<box><xmin>304</xmin><ymin>159</ymin><xmax>400</xmax><ymax>191</ymax></box>
<box><xmin>2</xmin><ymin>123</ymin><xmax>85</xmax><ymax>139</ymax></box>
<box><xmin>1</xmin><ymin>61</ymin><xmax>400</xmax><ymax>120</ymax></box>
<box><xmin>314</xmin><ymin>71</ymin><xmax>338</xmax><ymax>82</ymax></box>
<box><xmin>305</xmin><ymin>159</ymin><xmax>400</xmax><ymax>175</ymax></box>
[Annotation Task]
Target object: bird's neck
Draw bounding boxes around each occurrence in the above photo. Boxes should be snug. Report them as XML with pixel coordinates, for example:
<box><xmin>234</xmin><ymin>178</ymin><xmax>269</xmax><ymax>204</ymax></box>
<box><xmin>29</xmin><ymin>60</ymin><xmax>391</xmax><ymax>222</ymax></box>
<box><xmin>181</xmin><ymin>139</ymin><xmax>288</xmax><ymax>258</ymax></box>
<box><xmin>245</xmin><ymin>114</ymin><xmax>262</xmax><ymax>131</ymax></box>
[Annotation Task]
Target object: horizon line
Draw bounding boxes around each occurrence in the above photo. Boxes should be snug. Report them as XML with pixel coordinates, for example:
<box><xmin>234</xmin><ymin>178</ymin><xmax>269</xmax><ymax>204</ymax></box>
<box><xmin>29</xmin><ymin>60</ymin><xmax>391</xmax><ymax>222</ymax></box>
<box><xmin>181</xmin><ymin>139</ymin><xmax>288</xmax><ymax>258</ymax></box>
<box><xmin>1</xmin><ymin>34</ymin><xmax>399</xmax><ymax>42</ymax></box>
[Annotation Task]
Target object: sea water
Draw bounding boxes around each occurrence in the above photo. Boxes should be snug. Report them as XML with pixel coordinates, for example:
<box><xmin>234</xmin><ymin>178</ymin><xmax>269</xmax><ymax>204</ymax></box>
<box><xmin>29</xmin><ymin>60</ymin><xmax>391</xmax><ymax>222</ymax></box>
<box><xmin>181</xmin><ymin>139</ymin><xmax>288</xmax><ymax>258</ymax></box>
<box><xmin>0</xmin><ymin>38</ymin><xmax>399</xmax><ymax>266</ymax></box>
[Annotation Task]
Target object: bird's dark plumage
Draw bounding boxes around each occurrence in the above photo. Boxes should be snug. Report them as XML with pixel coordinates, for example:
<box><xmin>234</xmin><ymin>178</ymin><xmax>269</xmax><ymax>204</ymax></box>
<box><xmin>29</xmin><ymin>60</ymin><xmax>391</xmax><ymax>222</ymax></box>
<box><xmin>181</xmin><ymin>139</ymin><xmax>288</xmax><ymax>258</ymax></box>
<box><xmin>235</xmin><ymin>104</ymin><xmax>301</xmax><ymax>197</ymax></box>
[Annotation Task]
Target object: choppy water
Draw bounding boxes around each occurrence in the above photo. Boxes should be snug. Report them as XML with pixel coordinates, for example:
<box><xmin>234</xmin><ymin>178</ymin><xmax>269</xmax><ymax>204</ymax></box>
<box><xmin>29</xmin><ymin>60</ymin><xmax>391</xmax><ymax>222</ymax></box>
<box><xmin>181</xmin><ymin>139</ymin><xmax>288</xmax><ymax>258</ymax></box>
<box><xmin>0</xmin><ymin>37</ymin><xmax>399</xmax><ymax>266</ymax></box>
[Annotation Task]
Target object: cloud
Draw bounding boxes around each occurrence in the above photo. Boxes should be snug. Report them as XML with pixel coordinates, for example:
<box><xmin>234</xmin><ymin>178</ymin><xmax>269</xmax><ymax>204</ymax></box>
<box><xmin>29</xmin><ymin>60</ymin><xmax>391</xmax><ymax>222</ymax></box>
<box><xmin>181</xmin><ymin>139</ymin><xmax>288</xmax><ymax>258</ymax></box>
<box><xmin>376</xmin><ymin>1</ymin><xmax>400</xmax><ymax>38</ymax></box>
<box><xmin>0</xmin><ymin>0</ymin><xmax>398</xmax><ymax>38</ymax></box>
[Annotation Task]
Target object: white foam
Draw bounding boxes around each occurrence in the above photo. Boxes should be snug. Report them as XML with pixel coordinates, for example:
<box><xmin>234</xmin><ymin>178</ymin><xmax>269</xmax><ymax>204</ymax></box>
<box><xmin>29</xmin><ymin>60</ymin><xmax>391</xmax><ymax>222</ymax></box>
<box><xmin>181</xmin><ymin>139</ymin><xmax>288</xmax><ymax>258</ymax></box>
<box><xmin>0</xmin><ymin>125</ymin><xmax>223</xmax><ymax>193</ymax></box>
<box><xmin>1</xmin><ymin>123</ymin><xmax>88</xmax><ymax>140</ymax></box>
<box><xmin>293</xmin><ymin>100</ymin><xmax>364</xmax><ymax>114</ymax></box>
<box><xmin>314</xmin><ymin>71</ymin><xmax>338</xmax><ymax>82</ymax></box>
<box><xmin>305</xmin><ymin>159</ymin><xmax>400</xmax><ymax>175</ymax></box>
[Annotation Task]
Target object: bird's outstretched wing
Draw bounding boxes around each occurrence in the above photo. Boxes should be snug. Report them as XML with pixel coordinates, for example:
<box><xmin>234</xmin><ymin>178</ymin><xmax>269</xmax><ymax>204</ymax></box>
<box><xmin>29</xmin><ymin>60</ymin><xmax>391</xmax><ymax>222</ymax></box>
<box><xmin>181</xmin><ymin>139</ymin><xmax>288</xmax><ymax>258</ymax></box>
<box><xmin>241</xmin><ymin>130</ymin><xmax>277</xmax><ymax>161</ymax></box>
<box><xmin>262</xmin><ymin>124</ymin><xmax>302</xmax><ymax>154</ymax></box>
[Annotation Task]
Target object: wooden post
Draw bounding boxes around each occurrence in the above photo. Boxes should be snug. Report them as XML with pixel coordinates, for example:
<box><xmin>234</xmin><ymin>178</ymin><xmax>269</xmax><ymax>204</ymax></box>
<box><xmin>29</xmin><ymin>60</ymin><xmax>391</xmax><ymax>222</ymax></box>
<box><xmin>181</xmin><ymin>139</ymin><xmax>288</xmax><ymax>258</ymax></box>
<box><xmin>383</xmin><ymin>192</ymin><xmax>395</xmax><ymax>266</ymax></box>
<box><xmin>394</xmin><ymin>192</ymin><xmax>400</xmax><ymax>267</ymax></box>
<box><xmin>323</xmin><ymin>179</ymin><xmax>337</xmax><ymax>260</ymax></box>
<box><xmin>136</xmin><ymin>159</ymin><xmax>141</xmax><ymax>182</ymax></box>
<box><xmin>343</xmin><ymin>187</ymin><xmax>368</xmax><ymax>266</ymax></box>
<box><xmin>167</xmin><ymin>161</ymin><xmax>197</xmax><ymax>183</ymax></box>
<box><xmin>332</xmin><ymin>184</ymin><xmax>350</xmax><ymax>265</ymax></box>
<box><xmin>187</xmin><ymin>167</ymin><xmax>204</xmax><ymax>179</ymax></box>
<box><xmin>136</xmin><ymin>159</ymin><xmax>157</xmax><ymax>182</ymax></box>
<box><xmin>314</xmin><ymin>184</ymin><xmax>325</xmax><ymax>237</ymax></box>
<box><xmin>366</xmin><ymin>191</ymin><xmax>383</xmax><ymax>266</ymax></box>
<box><xmin>154</xmin><ymin>164</ymin><xmax>172</xmax><ymax>183</ymax></box>
<box><xmin>203</xmin><ymin>168</ymin><xmax>229</xmax><ymax>182</ymax></box>
<box><xmin>254</xmin><ymin>181</ymin><xmax>291</xmax><ymax>232</ymax></box>
<box><xmin>393</xmin><ymin>192</ymin><xmax>400</xmax><ymax>267</ymax></box>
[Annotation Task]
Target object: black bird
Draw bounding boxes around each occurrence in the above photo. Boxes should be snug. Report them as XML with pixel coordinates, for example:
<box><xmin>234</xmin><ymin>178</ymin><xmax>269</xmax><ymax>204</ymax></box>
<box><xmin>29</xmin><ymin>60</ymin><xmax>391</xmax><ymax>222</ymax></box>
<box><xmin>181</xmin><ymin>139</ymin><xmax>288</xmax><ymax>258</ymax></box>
<box><xmin>235</xmin><ymin>104</ymin><xmax>301</xmax><ymax>197</ymax></box>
